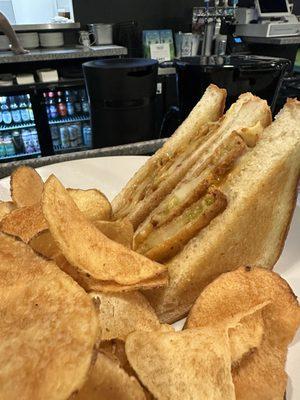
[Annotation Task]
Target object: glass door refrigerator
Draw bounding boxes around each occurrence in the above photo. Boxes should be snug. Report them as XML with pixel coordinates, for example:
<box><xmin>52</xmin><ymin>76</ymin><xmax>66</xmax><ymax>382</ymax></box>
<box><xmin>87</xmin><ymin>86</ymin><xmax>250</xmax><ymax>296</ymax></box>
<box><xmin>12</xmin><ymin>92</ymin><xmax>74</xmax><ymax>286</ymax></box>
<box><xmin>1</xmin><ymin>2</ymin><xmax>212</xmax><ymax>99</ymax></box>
<box><xmin>0</xmin><ymin>93</ymin><xmax>41</xmax><ymax>162</ymax></box>
<box><xmin>43</xmin><ymin>86</ymin><xmax>92</xmax><ymax>154</ymax></box>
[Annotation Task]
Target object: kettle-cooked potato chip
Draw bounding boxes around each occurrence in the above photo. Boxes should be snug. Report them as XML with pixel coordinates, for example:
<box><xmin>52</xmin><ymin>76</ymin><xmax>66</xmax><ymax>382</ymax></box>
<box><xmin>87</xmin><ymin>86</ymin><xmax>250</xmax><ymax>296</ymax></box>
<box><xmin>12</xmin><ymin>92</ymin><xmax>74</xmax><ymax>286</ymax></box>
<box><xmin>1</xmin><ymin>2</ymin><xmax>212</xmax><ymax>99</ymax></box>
<box><xmin>29</xmin><ymin>229</ymin><xmax>60</xmax><ymax>259</ymax></box>
<box><xmin>228</xmin><ymin>307</ymin><xmax>265</xmax><ymax>366</ymax></box>
<box><xmin>10</xmin><ymin>166</ymin><xmax>43</xmax><ymax>207</ymax></box>
<box><xmin>0</xmin><ymin>233</ymin><xmax>98</xmax><ymax>400</ymax></box>
<box><xmin>99</xmin><ymin>339</ymin><xmax>135</xmax><ymax>376</ymax></box>
<box><xmin>0</xmin><ymin>201</ymin><xmax>16</xmax><ymax>221</ymax></box>
<box><xmin>67</xmin><ymin>188</ymin><xmax>112</xmax><ymax>221</ymax></box>
<box><xmin>93</xmin><ymin>218</ymin><xmax>133</xmax><ymax>248</ymax></box>
<box><xmin>233</xmin><ymin>340</ymin><xmax>288</xmax><ymax>400</ymax></box>
<box><xmin>186</xmin><ymin>266</ymin><xmax>300</xmax><ymax>399</ymax></box>
<box><xmin>186</xmin><ymin>266</ymin><xmax>300</xmax><ymax>346</ymax></box>
<box><xmin>90</xmin><ymin>291</ymin><xmax>162</xmax><ymax>341</ymax></box>
<box><xmin>74</xmin><ymin>352</ymin><xmax>146</xmax><ymax>400</ymax></box>
<box><xmin>42</xmin><ymin>175</ymin><xmax>168</xmax><ymax>290</ymax></box>
<box><xmin>0</xmin><ymin>203</ymin><xmax>47</xmax><ymax>243</ymax></box>
<box><xmin>30</xmin><ymin>219</ymin><xmax>132</xmax><ymax>260</ymax></box>
<box><xmin>125</xmin><ymin>327</ymin><xmax>235</xmax><ymax>400</ymax></box>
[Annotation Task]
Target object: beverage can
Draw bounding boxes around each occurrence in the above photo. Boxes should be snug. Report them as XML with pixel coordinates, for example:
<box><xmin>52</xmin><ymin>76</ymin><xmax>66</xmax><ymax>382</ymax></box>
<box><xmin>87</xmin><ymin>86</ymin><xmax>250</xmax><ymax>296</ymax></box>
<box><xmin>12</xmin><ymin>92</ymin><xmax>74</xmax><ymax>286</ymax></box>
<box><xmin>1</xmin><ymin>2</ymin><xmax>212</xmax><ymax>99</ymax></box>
<box><xmin>68</xmin><ymin>124</ymin><xmax>79</xmax><ymax>141</ymax></box>
<box><xmin>82</xmin><ymin>123</ymin><xmax>92</xmax><ymax>147</ymax></box>
<box><xmin>59</xmin><ymin>125</ymin><xmax>70</xmax><ymax>148</ymax></box>
<box><xmin>50</xmin><ymin>126</ymin><xmax>61</xmax><ymax>149</ymax></box>
<box><xmin>12</xmin><ymin>131</ymin><xmax>24</xmax><ymax>154</ymax></box>
<box><xmin>0</xmin><ymin>136</ymin><xmax>6</xmax><ymax>157</ymax></box>
<box><xmin>77</xmin><ymin>124</ymin><xmax>83</xmax><ymax>146</ymax></box>
<box><xmin>4</xmin><ymin>136</ymin><xmax>16</xmax><ymax>156</ymax></box>
<box><xmin>30</xmin><ymin>129</ymin><xmax>41</xmax><ymax>152</ymax></box>
<box><xmin>21</xmin><ymin>129</ymin><xmax>35</xmax><ymax>153</ymax></box>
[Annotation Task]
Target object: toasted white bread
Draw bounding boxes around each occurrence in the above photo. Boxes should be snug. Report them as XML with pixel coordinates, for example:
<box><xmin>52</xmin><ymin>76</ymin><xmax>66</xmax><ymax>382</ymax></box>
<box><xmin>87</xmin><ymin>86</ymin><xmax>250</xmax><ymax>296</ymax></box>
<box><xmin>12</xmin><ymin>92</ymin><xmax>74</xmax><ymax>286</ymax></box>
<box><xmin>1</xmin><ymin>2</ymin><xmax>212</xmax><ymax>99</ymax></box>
<box><xmin>144</xmin><ymin>99</ymin><xmax>300</xmax><ymax>323</ymax></box>
<box><xmin>112</xmin><ymin>84</ymin><xmax>226</xmax><ymax>228</ymax></box>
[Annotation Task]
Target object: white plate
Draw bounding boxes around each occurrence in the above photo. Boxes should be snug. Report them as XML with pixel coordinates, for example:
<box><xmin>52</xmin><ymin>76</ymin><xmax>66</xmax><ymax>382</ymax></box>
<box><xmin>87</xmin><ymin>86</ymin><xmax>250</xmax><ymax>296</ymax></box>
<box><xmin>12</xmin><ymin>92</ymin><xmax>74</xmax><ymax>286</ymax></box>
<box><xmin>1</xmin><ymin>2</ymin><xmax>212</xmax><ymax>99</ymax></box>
<box><xmin>0</xmin><ymin>156</ymin><xmax>299</xmax><ymax>399</ymax></box>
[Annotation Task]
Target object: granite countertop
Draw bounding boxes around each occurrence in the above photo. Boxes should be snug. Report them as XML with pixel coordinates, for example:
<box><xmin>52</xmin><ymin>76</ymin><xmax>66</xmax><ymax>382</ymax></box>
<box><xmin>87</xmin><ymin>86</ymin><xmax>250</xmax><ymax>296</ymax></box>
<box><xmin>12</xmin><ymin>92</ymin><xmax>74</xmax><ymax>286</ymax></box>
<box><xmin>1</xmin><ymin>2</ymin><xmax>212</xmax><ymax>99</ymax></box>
<box><xmin>0</xmin><ymin>139</ymin><xmax>167</xmax><ymax>178</ymax></box>
<box><xmin>0</xmin><ymin>45</ymin><xmax>127</xmax><ymax>64</ymax></box>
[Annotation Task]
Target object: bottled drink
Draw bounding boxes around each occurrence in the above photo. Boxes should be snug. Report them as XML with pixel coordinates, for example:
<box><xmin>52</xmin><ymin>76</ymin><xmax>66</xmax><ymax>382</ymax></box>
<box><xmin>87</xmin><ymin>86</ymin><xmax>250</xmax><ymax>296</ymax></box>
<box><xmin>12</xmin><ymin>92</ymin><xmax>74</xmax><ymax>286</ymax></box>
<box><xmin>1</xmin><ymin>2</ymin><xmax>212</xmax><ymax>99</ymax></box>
<box><xmin>0</xmin><ymin>96</ymin><xmax>12</xmax><ymax>125</ymax></box>
<box><xmin>21</xmin><ymin>129</ymin><xmax>35</xmax><ymax>153</ymax></box>
<box><xmin>82</xmin><ymin>123</ymin><xmax>92</xmax><ymax>147</ymax></box>
<box><xmin>12</xmin><ymin>130</ymin><xmax>24</xmax><ymax>154</ymax></box>
<box><xmin>10</xmin><ymin>96</ymin><xmax>22</xmax><ymax>124</ymax></box>
<box><xmin>48</xmin><ymin>92</ymin><xmax>58</xmax><ymax>119</ymax></box>
<box><xmin>19</xmin><ymin>95</ymin><xmax>30</xmax><ymax>123</ymax></box>
<box><xmin>26</xmin><ymin>95</ymin><xmax>35</xmax><ymax>122</ymax></box>
<box><xmin>57</xmin><ymin>91</ymin><xmax>67</xmax><ymax>117</ymax></box>
<box><xmin>73</xmin><ymin>90</ymin><xmax>82</xmax><ymax>114</ymax></box>
<box><xmin>81</xmin><ymin>89</ymin><xmax>89</xmax><ymax>114</ymax></box>
<box><xmin>44</xmin><ymin>92</ymin><xmax>51</xmax><ymax>119</ymax></box>
<box><xmin>65</xmin><ymin>90</ymin><xmax>75</xmax><ymax>116</ymax></box>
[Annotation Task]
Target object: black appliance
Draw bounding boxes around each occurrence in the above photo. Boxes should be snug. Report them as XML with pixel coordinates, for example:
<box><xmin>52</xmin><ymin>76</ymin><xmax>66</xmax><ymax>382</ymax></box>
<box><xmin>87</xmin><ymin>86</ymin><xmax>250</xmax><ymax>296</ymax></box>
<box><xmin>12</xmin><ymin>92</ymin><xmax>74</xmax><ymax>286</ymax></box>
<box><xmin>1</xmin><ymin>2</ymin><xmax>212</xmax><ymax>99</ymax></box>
<box><xmin>174</xmin><ymin>55</ymin><xmax>290</xmax><ymax>119</ymax></box>
<box><xmin>83</xmin><ymin>58</ymin><xmax>158</xmax><ymax>147</ymax></box>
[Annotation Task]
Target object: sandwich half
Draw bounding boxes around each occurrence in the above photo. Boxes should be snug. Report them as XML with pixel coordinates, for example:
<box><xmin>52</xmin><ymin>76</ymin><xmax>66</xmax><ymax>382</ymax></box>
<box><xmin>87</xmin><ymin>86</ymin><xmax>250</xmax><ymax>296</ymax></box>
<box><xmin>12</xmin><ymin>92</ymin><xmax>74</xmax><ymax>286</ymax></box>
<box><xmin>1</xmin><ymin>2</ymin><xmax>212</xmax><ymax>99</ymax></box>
<box><xmin>144</xmin><ymin>99</ymin><xmax>300</xmax><ymax>323</ymax></box>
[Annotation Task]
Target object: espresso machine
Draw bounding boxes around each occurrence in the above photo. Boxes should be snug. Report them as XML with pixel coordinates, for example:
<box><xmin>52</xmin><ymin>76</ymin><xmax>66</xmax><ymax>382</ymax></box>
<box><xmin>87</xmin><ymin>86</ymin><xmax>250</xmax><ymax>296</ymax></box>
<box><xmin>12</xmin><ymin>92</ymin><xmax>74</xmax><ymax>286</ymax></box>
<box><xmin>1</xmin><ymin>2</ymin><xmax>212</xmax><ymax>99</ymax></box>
<box><xmin>193</xmin><ymin>0</ymin><xmax>250</xmax><ymax>56</ymax></box>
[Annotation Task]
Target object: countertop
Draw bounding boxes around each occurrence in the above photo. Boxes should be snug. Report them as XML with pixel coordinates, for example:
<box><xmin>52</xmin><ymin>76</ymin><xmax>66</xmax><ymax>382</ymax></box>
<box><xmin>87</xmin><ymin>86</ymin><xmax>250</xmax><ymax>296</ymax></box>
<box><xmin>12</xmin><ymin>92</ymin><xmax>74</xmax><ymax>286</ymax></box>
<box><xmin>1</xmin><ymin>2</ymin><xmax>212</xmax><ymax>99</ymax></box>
<box><xmin>0</xmin><ymin>139</ymin><xmax>167</xmax><ymax>178</ymax></box>
<box><xmin>243</xmin><ymin>35</ymin><xmax>300</xmax><ymax>45</ymax></box>
<box><xmin>0</xmin><ymin>45</ymin><xmax>127</xmax><ymax>64</ymax></box>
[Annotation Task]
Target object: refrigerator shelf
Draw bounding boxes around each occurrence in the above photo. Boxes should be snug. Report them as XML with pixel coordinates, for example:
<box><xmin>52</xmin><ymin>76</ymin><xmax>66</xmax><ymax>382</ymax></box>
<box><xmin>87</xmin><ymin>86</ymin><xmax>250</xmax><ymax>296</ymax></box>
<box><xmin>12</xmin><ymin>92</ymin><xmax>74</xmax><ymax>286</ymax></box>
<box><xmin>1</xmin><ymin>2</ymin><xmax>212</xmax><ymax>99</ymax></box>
<box><xmin>0</xmin><ymin>151</ymin><xmax>40</xmax><ymax>162</ymax></box>
<box><xmin>0</xmin><ymin>122</ymin><xmax>36</xmax><ymax>132</ymax></box>
<box><xmin>49</xmin><ymin>115</ymin><xmax>90</xmax><ymax>126</ymax></box>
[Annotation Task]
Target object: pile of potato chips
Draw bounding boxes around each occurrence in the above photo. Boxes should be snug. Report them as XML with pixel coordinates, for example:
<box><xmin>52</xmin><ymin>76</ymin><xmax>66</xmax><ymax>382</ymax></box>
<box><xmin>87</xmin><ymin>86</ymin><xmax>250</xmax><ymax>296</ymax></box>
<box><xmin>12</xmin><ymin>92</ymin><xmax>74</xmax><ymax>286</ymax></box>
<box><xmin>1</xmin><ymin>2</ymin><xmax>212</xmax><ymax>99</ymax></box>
<box><xmin>0</xmin><ymin>166</ymin><xmax>299</xmax><ymax>400</ymax></box>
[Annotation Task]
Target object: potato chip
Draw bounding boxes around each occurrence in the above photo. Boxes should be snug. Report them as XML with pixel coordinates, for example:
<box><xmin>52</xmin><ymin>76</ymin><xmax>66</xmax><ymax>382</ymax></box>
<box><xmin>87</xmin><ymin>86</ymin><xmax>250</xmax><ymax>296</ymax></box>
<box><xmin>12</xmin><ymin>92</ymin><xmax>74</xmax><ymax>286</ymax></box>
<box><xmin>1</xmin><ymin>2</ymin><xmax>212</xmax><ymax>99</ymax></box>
<box><xmin>186</xmin><ymin>266</ymin><xmax>300</xmax><ymax>346</ymax></box>
<box><xmin>0</xmin><ymin>201</ymin><xmax>16</xmax><ymax>221</ymax></box>
<box><xmin>233</xmin><ymin>341</ymin><xmax>288</xmax><ymax>400</ymax></box>
<box><xmin>0</xmin><ymin>233</ymin><xmax>98</xmax><ymax>400</ymax></box>
<box><xmin>228</xmin><ymin>307</ymin><xmax>265</xmax><ymax>366</ymax></box>
<box><xmin>29</xmin><ymin>229</ymin><xmax>60</xmax><ymax>259</ymax></box>
<box><xmin>99</xmin><ymin>339</ymin><xmax>135</xmax><ymax>377</ymax></box>
<box><xmin>53</xmin><ymin>252</ymin><xmax>168</xmax><ymax>293</ymax></box>
<box><xmin>74</xmin><ymin>352</ymin><xmax>146</xmax><ymax>400</ymax></box>
<box><xmin>93</xmin><ymin>219</ymin><xmax>133</xmax><ymax>248</ymax></box>
<box><xmin>10</xmin><ymin>166</ymin><xmax>43</xmax><ymax>207</ymax></box>
<box><xmin>42</xmin><ymin>175</ymin><xmax>167</xmax><ymax>289</ymax></box>
<box><xmin>68</xmin><ymin>188</ymin><xmax>112</xmax><ymax>221</ymax></box>
<box><xmin>90</xmin><ymin>291</ymin><xmax>162</xmax><ymax>341</ymax></box>
<box><xmin>0</xmin><ymin>203</ymin><xmax>48</xmax><ymax>243</ymax></box>
<box><xmin>126</xmin><ymin>327</ymin><xmax>235</xmax><ymax>400</ymax></box>
<box><xmin>186</xmin><ymin>266</ymin><xmax>300</xmax><ymax>399</ymax></box>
